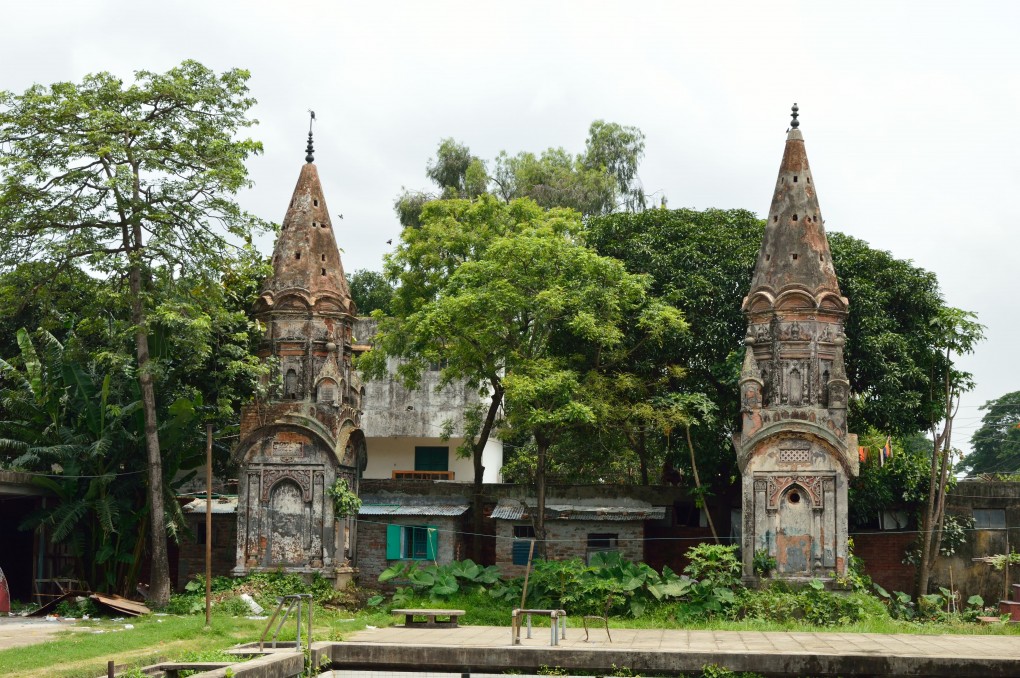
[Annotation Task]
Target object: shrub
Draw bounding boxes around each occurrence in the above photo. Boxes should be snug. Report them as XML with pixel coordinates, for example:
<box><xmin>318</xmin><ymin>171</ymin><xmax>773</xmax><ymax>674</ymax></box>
<box><xmin>683</xmin><ymin>543</ymin><xmax>741</xmax><ymax>588</ymax></box>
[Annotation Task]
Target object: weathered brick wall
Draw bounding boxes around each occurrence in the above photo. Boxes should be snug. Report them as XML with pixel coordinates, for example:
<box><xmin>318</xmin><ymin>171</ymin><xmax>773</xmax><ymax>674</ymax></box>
<box><xmin>357</xmin><ymin>515</ymin><xmax>463</xmax><ymax>587</ymax></box>
<box><xmin>852</xmin><ymin>531</ymin><xmax>915</xmax><ymax>594</ymax></box>
<box><xmin>644</xmin><ymin>525</ymin><xmax>718</xmax><ymax>574</ymax></box>
<box><xmin>494</xmin><ymin>520</ymin><xmax>645</xmax><ymax>578</ymax></box>
<box><xmin>176</xmin><ymin>513</ymin><xmax>237</xmax><ymax>590</ymax></box>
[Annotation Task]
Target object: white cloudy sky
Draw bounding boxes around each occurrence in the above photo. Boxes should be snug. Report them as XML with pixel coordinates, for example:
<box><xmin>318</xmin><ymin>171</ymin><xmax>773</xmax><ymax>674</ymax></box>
<box><xmin>4</xmin><ymin>1</ymin><xmax>1017</xmax><ymax>455</ymax></box>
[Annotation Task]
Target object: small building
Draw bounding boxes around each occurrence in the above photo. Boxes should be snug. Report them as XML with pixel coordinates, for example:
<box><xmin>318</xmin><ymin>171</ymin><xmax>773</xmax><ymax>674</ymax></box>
<box><xmin>490</xmin><ymin>498</ymin><xmax>665</xmax><ymax>577</ymax></box>
<box><xmin>354</xmin><ymin>317</ymin><xmax>503</xmax><ymax>484</ymax></box>
<box><xmin>177</xmin><ymin>495</ymin><xmax>238</xmax><ymax>590</ymax></box>
<box><xmin>356</xmin><ymin>493</ymin><xmax>470</xmax><ymax>584</ymax></box>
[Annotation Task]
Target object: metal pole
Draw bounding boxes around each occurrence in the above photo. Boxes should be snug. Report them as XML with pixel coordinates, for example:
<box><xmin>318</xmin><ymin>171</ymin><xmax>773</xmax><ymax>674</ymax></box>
<box><xmin>205</xmin><ymin>424</ymin><xmax>213</xmax><ymax>628</ymax></box>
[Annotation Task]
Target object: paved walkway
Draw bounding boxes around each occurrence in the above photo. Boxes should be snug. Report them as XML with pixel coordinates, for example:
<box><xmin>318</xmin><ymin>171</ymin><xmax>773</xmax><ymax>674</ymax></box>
<box><xmin>339</xmin><ymin>624</ymin><xmax>1020</xmax><ymax>676</ymax></box>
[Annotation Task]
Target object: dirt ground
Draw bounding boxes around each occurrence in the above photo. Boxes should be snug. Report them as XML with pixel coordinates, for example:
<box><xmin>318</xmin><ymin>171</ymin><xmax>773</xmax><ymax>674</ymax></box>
<box><xmin>0</xmin><ymin>617</ymin><xmax>80</xmax><ymax>651</ymax></box>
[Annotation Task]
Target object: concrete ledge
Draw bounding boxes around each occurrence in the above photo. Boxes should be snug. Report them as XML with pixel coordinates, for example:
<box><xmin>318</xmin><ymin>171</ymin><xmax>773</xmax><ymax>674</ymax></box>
<box><xmin>324</xmin><ymin>638</ymin><xmax>1020</xmax><ymax>677</ymax></box>
<box><xmin>185</xmin><ymin>651</ymin><xmax>304</xmax><ymax>678</ymax></box>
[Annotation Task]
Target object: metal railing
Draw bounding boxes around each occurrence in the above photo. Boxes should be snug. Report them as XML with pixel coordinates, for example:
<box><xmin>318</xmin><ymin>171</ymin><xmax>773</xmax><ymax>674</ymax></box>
<box><xmin>260</xmin><ymin>593</ymin><xmax>313</xmax><ymax>651</ymax></box>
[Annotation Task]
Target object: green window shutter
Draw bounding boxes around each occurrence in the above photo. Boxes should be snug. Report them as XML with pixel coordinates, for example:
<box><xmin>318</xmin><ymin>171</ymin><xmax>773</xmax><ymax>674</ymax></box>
<box><xmin>414</xmin><ymin>446</ymin><xmax>449</xmax><ymax>471</ymax></box>
<box><xmin>386</xmin><ymin>524</ymin><xmax>402</xmax><ymax>560</ymax></box>
<box><xmin>425</xmin><ymin>525</ymin><xmax>438</xmax><ymax>560</ymax></box>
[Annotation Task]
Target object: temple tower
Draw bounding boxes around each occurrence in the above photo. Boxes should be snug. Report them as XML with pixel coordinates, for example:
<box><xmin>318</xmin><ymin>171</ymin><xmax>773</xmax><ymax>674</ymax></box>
<box><xmin>733</xmin><ymin>105</ymin><xmax>858</xmax><ymax>582</ymax></box>
<box><xmin>233</xmin><ymin>122</ymin><xmax>366</xmax><ymax>582</ymax></box>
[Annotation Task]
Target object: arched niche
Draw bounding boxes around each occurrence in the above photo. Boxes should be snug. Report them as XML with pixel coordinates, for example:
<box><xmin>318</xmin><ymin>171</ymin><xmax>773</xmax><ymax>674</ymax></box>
<box><xmin>776</xmin><ymin>484</ymin><xmax>813</xmax><ymax>574</ymax></box>
<box><xmin>266</xmin><ymin>479</ymin><xmax>307</xmax><ymax>566</ymax></box>
<box><xmin>284</xmin><ymin>368</ymin><xmax>299</xmax><ymax>399</ymax></box>
<box><xmin>316</xmin><ymin>377</ymin><xmax>340</xmax><ymax>405</ymax></box>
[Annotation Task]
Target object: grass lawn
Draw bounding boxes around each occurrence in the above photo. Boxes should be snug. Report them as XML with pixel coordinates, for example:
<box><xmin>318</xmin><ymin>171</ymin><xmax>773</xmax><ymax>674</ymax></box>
<box><xmin>0</xmin><ymin>608</ymin><xmax>394</xmax><ymax>678</ymax></box>
<box><xmin>5</xmin><ymin>592</ymin><xmax>1018</xmax><ymax>678</ymax></box>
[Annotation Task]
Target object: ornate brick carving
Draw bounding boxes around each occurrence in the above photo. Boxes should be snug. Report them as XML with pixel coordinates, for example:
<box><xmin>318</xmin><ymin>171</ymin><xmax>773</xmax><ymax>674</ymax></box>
<box><xmin>766</xmin><ymin>475</ymin><xmax>824</xmax><ymax>509</ymax></box>
<box><xmin>261</xmin><ymin>468</ymin><xmax>313</xmax><ymax>502</ymax></box>
<box><xmin>779</xmin><ymin>449</ymin><xmax>811</xmax><ymax>463</ymax></box>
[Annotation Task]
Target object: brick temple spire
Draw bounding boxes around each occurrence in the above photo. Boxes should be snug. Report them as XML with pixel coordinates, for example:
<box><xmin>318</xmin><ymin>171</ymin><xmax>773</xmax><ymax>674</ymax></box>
<box><xmin>259</xmin><ymin>125</ymin><xmax>353</xmax><ymax>312</ymax></box>
<box><xmin>734</xmin><ymin>106</ymin><xmax>857</xmax><ymax>584</ymax></box>
<box><xmin>747</xmin><ymin>104</ymin><xmax>840</xmax><ymax>298</ymax></box>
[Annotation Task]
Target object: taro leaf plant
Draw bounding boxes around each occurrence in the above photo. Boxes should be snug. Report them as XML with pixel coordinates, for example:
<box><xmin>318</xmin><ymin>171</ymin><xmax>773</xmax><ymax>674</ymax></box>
<box><xmin>378</xmin><ymin>559</ymin><xmax>502</xmax><ymax>602</ymax></box>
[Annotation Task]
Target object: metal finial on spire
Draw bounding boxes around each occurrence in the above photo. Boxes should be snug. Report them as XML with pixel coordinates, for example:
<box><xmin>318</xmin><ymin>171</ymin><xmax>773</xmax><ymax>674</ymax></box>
<box><xmin>790</xmin><ymin>103</ymin><xmax>800</xmax><ymax>129</ymax></box>
<box><xmin>305</xmin><ymin>110</ymin><xmax>316</xmax><ymax>163</ymax></box>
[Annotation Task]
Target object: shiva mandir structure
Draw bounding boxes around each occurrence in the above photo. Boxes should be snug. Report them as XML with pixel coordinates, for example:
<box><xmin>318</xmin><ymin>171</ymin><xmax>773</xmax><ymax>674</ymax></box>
<box><xmin>734</xmin><ymin>105</ymin><xmax>859</xmax><ymax>583</ymax></box>
<box><xmin>232</xmin><ymin>127</ymin><xmax>367</xmax><ymax>584</ymax></box>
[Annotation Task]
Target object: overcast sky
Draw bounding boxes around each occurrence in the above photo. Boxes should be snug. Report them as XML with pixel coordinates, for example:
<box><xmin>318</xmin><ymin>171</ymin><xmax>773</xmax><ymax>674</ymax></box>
<box><xmin>4</xmin><ymin>1</ymin><xmax>1017</xmax><ymax>457</ymax></box>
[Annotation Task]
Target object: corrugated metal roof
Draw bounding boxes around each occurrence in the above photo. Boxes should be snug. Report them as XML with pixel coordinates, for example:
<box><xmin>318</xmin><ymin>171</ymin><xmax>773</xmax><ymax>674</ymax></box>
<box><xmin>182</xmin><ymin>497</ymin><xmax>238</xmax><ymax>514</ymax></box>
<box><xmin>491</xmin><ymin>499</ymin><xmax>665</xmax><ymax>521</ymax></box>
<box><xmin>359</xmin><ymin>503</ymin><xmax>469</xmax><ymax>516</ymax></box>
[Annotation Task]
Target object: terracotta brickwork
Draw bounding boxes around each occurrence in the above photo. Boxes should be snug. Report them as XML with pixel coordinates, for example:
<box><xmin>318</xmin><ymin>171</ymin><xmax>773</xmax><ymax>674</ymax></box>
<box><xmin>734</xmin><ymin>110</ymin><xmax>858</xmax><ymax>583</ymax></box>
<box><xmin>232</xmin><ymin>139</ymin><xmax>367</xmax><ymax>584</ymax></box>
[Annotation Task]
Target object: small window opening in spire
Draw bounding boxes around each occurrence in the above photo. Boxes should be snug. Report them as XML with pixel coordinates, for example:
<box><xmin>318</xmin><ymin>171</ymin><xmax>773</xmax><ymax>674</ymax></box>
<box><xmin>819</xmin><ymin>253</ymin><xmax>824</xmax><ymax>261</ymax></box>
<box><xmin>793</xmin><ymin>176</ymin><xmax>798</xmax><ymax>182</ymax></box>
<box><xmin>791</xmin><ymin>253</ymin><xmax>798</xmax><ymax>260</ymax></box>
<box><xmin>792</xmin><ymin>214</ymin><xmax>798</xmax><ymax>221</ymax></box>
<box><xmin>321</xmin><ymin>254</ymin><xmax>326</xmax><ymax>262</ymax></box>
<box><xmin>765</xmin><ymin>254</ymin><xmax>771</xmax><ymax>261</ymax></box>
<box><xmin>807</xmin><ymin>177</ymin><xmax>811</xmax><ymax>183</ymax></box>
<box><xmin>295</xmin><ymin>252</ymin><xmax>301</xmax><ymax>260</ymax></box>
<box><xmin>313</xmin><ymin>221</ymin><xmax>318</xmax><ymax>228</ymax></box>
<box><xmin>321</xmin><ymin>268</ymin><xmax>326</xmax><ymax>276</ymax></box>
<box><xmin>814</xmin><ymin>216</ymin><xmax>818</xmax><ymax>222</ymax></box>
<box><xmin>773</xmin><ymin>215</ymin><xmax>778</xmax><ymax>222</ymax></box>
<box><xmin>313</xmin><ymin>199</ymin><xmax>319</xmax><ymax>207</ymax></box>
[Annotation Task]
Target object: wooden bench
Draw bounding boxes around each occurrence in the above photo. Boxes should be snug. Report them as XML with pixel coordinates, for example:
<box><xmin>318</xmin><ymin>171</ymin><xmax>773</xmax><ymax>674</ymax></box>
<box><xmin>511</xmin><ymin>608</ymin><xmax>567</xmax><ymax>646</ymax></box>
<box><xmin>392</xmin><ymin>608</ymin><xmax>466</xmax><ymax>628</ymax></box>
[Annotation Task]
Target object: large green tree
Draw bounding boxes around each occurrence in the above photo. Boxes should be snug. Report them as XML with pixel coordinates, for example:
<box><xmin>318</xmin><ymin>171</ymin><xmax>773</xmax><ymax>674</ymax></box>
<box><xmin>361</xmin><ymin>195</ymin><xmax>684</xmax><ymax>556</ymax></box>
<box><xmin>585</xmin><ymin>207</ymin><xmax>966</xmax><ymax>487</ymax></box>
<box><xmin>961</xmin><ymin>390</ymin><xmax>1020</xmax><ymax>477</ymax></box>
<box><xmin>0</xmin><ymin>61</ymin><xmax>269</xmax><ymax>604</ymax></box>
<box><xmin>395</xmin><ymin>120</ymin><xmax>646</xmax><ymax>228</ymax></box>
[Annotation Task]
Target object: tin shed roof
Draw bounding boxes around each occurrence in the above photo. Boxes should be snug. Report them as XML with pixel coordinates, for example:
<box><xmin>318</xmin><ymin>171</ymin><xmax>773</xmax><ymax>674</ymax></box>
<box><xmin>358</xmin><ymin>494</ymin><xmax>469</xmax><ymax>516</ymax></box>
<box><xmin>491</xmin><ymin>499</ymin><xmax>665</xmax><ymax>521</ymax></box>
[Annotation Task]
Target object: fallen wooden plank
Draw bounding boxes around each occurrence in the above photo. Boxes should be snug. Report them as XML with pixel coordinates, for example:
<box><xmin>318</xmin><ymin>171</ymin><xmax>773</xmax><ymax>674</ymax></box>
<box><xmin>91</xmin><ymin>592</ymin><xmax>151</xmax><ymax>616</ymax></box>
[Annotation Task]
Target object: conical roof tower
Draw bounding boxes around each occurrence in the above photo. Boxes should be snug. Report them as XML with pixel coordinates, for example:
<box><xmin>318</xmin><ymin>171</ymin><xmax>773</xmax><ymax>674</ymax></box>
<box><xmin>734</xmin><ymin>105</ymin><xmax>858</xmax><ymax>584</ymax></box>
<box><xmin>258</xmin><ymin>125</ymin><xmax>354</xmax><ymax>313</ymax></box>
<box><xmin>234</xmin><ymin>118</ymin><xmax>367</xmax><ymax>582</ymax></box>
<box><xmin>747</xmin><ymin>103</ymin><xmax>840</xmax><ymax>299</ymax></box>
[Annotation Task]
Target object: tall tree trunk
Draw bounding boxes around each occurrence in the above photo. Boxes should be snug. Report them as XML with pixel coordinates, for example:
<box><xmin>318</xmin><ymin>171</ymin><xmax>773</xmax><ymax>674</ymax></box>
<box><xmin>637</xmin><ymin>430</ymin><xmax>649</xmax><ymax>486</ymax></box>
<box><xmin>916</xmin><ymin>360</ymin><xmax>955</xmax><ymax>599</ymax></box>
<box><xmin>535</xmin><ymin>433</ymin><xmax>549</xmax><ymax>560</ymax></box>
<box><xmin>469</xmin><ymin>380</ymin><xmax>503</xmax><ymax>562</ymax></box>
<box><xmin>685</xmin><ymin>425</ymin><xmax>718</xmax><ymax>543</ymax></box>
<box><xmin>128</xmin><ymin>226</ymin><xmax>171</xmax><ymax>607</ymax></box>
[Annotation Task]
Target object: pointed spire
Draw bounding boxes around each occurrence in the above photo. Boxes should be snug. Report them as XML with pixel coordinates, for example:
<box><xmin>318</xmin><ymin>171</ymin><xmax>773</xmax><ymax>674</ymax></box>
<box><xmin>740</xmin><ymin>346</ymin><xmax>763</xmax><ymax>384</ymax></box>
<box><xmin>305</xmin><ymin>110</ymin><xmax>316</xmax><ymax>164</ymax></box>
<box><xmin>261</xmin><ymin>145</ymin><xmax>352</xmax><ymax>311</ymax></box>
<box><xmin>747</xmin><ymin>105</ymin><xmax>840</xmax><ymax>296</ymax></box>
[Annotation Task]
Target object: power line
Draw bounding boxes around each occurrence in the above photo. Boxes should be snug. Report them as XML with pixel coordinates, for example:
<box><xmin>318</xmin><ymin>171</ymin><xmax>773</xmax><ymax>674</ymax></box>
<box><xmin>0</xmin><ymin>469</ymin><xmax>146</xmax><ymax>479</ymax></box>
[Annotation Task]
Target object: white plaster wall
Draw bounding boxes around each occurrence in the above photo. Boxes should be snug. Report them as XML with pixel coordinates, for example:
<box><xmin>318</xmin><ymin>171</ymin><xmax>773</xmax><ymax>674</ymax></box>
<box><xmin>355</xmin><ymin>317</ymin><xmax>504</xmax><ymax>483</ymax></box>
<box><xmin>363</xmin><ymin>435</ymin><xmax>503</xmax><ymax>483</ymax></box>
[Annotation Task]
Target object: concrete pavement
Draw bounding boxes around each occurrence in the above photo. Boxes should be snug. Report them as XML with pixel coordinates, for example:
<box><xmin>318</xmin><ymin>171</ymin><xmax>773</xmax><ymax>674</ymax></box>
<box><xmin>333</xmin><ymin>624</ymin><xmax>1020</xmax><ymax>677</ymax></box>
